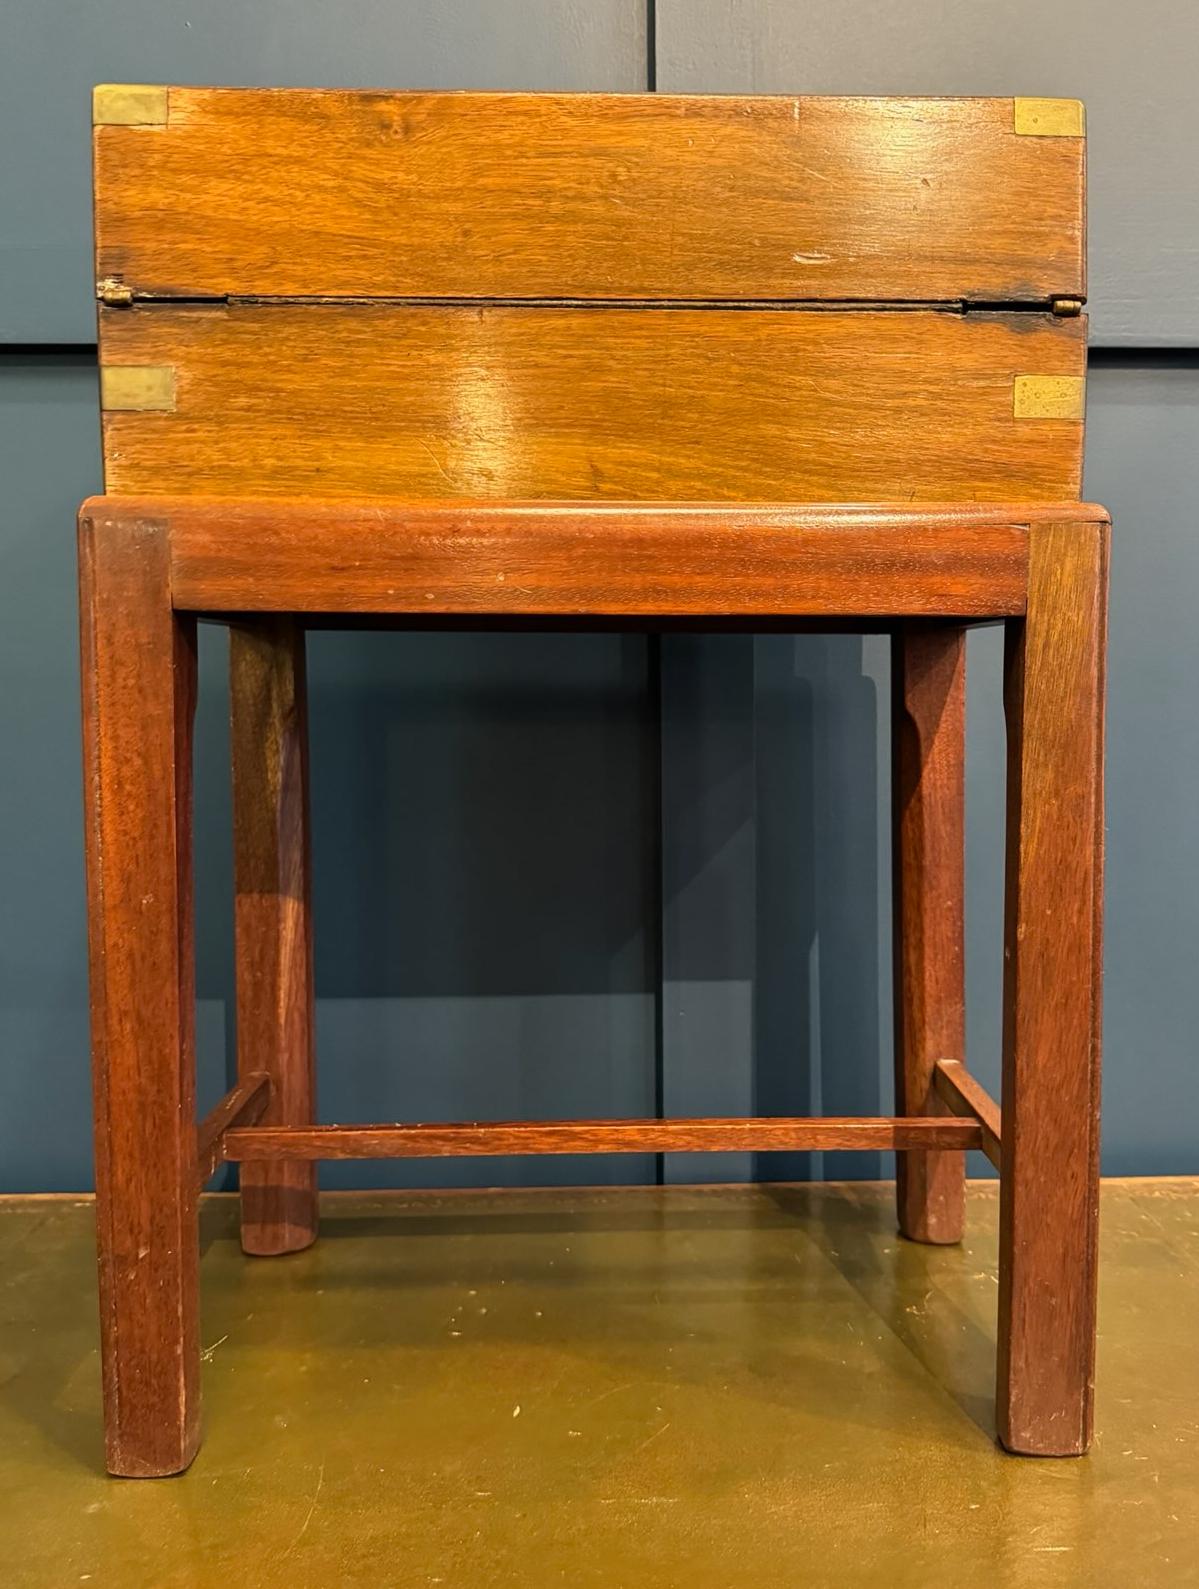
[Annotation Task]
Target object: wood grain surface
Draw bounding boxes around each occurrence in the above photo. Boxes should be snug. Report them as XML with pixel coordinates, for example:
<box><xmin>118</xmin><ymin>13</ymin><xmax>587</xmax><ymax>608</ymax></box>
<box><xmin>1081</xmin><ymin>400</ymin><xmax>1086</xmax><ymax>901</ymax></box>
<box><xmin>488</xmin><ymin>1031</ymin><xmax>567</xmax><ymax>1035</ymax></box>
<box><xmin>93</xmin><ymin>91</ymin><xmax>1084</xmax><ymax>305</ymax></box>
<box><xmin>195</xmin><ymin>1072</ymin><xmax>270</xmax><ymax>1189</ymax></box>
<box><xmin>78</xmin><ymin>509</ymin><xmax>201</xmax><ymax>1477</ymax></box>
<box><xmin>932</xmin><ymin>1059</ymin><xmax>1002</xmax><ymax>1172</ymax></box>
<box><xmin>98</xmin><ymin>304</ymin><xmax>1085</xmax><ymax>502</ymax></box>
<box><xmin>997</xmin><ymin>515</ymin><xmax>1108</xmax><ymax>1456</ymax></box>
<box><xmin>229</xmin><ymin>620</ymin><xmax>319</xmax><ymax>1255</ymax></box>
<box><xmin>223</xmin><ymin>1116</ymin><xmax>984</xmax><ymax>1159</ymax></box>
<box><xmin>76</xmin><ymin>496</ymin><xmax>1061</xmax><ymax>618</ymax></box>
<box><xmin>82</xmin><ymin>85</ymin><xmax>1105</xmax><ymax>1474</ymax></box>
<box><xmin>892</xmin><ymin>624</ymin><xmax>968</xmax><ymax>1242</ymax></box>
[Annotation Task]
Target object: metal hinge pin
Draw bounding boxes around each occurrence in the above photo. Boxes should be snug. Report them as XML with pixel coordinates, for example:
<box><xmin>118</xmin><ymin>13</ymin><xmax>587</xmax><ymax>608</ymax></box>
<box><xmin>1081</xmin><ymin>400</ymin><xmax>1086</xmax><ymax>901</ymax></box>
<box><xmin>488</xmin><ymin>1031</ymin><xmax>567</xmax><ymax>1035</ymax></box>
<box><xmin>98</xmin><ymin>279</ymin><xmax>135</xmax><ymax>308</ymax></box>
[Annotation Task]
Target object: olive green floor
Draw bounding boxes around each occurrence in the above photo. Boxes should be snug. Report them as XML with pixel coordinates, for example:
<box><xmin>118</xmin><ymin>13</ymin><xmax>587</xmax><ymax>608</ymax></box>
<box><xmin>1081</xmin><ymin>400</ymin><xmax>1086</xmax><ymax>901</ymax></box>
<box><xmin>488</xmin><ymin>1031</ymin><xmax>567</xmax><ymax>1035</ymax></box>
<box><xmin>3</xmin><ymin>1180</ymin><xmax>1197</xmax><ymax>1588</ymax></box>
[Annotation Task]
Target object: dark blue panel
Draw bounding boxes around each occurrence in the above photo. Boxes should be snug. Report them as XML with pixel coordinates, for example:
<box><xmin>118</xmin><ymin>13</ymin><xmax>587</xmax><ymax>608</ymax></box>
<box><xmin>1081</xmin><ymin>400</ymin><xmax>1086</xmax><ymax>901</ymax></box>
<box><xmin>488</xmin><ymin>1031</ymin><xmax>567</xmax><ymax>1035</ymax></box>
<box><xmin>1</xmin><ymin>0</ymin><xmax>648</xmax><ymax>340</ymax></box>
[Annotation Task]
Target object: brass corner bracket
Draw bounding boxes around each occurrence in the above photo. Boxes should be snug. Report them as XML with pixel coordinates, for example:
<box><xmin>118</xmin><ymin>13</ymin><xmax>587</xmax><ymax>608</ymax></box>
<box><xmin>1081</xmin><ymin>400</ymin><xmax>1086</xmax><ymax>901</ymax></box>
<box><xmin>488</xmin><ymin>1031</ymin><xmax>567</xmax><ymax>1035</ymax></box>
<box><xmin>99</xmin><ymin>365</ymin><xmax>176</xmax><ymax>413</ymax></box>
<box><xmin>1013</xmin><ymin>98</ymin><xmax>1086</xmax><ymax>137</ymax></box>
<box><xmin>1013</xmin><ymin>374</ymin><xmax>1086</xmax><ymax>421</ymax></box>
<box><xmin>93</xmin><ymin>85</ymin><xmax>169</xmax><ymax>127</ymax></box>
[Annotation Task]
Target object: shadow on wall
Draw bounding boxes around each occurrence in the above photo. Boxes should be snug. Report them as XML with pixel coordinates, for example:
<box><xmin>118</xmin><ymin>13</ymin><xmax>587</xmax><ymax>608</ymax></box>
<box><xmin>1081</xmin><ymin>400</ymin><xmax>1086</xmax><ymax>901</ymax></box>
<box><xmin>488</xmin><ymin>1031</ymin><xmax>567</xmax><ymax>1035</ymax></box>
<box><xmin>657</xmin><ymin>632</ymin><xmax>886</xmax><ymax>1187</ymax></box>
<box><xmin>197</xmin><ymin>626</ymin><xmax>892</xmax><ymax>1191</ymax></box>
<box><xmin>754</xmin><ymin>634</ymin><xmax>886</xmax><ymax>1184</ymax></box>
<box><xmin>299</xmin><ymin>628</ymin><xmax>657</xmax><ymax>1189</ymax></box>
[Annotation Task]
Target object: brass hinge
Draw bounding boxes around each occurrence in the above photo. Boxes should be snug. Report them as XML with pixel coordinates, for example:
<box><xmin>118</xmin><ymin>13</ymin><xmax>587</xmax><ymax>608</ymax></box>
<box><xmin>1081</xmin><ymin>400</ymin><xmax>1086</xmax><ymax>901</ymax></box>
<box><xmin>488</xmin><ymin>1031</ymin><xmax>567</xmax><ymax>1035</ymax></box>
<box><xmin>960</xmin><ymin>297</ymin><xmax>1084</xmax><ymax>318</ymax></box>
<box><xmin>97</xmin><ymin>278</ymin><xmax>135</xmax><ymax>308</ymax></box>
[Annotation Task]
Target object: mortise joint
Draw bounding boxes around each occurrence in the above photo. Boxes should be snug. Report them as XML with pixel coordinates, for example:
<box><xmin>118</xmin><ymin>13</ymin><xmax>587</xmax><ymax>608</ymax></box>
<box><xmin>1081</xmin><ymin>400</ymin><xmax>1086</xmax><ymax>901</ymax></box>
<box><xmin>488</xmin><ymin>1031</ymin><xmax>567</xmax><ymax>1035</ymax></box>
<box><xmin>93</xmin><ymin>84</ymin><xmax>169</xmax><ymax>127</ymax></box>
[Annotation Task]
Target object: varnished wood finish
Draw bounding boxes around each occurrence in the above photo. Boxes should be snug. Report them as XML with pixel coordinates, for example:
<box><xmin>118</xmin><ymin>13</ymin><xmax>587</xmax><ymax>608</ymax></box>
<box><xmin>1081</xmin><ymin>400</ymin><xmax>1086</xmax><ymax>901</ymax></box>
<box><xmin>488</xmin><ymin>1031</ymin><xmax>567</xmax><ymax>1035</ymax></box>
<box><xmin>94</xmin><ymin>92</ymin><xmax>1084</xmax><ymax>306</ymax></box>
<box><xmin>229</xmin><ymin>620</ymin><xmax>318</xmax><ymax>1256</ymax></box>
<box><xmin>82</xmin><ymin>89</ymin><xmax>1108</xmax><ymax>1471</ymax></box>
<box><xmin>892</xmin><ymin>624</ymin><xmax>967</xmax><ymax>1243</ymax></box>
<box><xmin>195</xmin><ymin>1072</ymin><xmax>271</xmax><ymax>1189</ymax></box>
<box><xmin>148</xmin><ymin>497</ymin><xmax>1041</xmax><ymax>618</ymax></box>
<box><xmin>78</xmin><ymin>508</ymin><xmax>201</xmax><ymax>1477</ymax></box>
<box><xmin>997</xmin><ymin>516</ymin><xmax>1108</xmax><ymax>1457</ymax></box>
<box><xmin>932</xmin><ymin>1059</ymin><xmax>1002</xmax><ymax>1172</ymax></box>
<box><xmin>224</xmin><ymin>1116</ymin><xmax>983</xmax><ymax>1160</ymax></box>
<box><xmin>99</xmin><ymin>305</ymin><xmax>1085</xmax><ymax>503</ymax></box>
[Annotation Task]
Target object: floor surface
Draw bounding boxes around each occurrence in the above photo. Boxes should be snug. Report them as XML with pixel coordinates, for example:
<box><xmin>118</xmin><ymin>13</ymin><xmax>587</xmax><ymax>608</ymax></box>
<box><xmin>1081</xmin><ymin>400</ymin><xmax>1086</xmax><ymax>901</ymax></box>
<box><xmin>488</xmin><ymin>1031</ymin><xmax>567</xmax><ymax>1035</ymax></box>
<box><xmin>3</xmin><ymin>1180</ymin><xmax>1197</xmax><ymax>1587</ymax></box>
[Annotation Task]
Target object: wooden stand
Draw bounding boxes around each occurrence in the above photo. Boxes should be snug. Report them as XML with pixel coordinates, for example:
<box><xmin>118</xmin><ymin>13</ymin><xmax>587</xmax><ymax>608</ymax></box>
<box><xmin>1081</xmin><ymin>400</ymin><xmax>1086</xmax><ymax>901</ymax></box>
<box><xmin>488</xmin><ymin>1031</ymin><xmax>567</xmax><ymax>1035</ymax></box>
<box><xmin>80</xmin><ymin>88</ymin><xmax>1105</xmax><ymax>1474</ymax></box>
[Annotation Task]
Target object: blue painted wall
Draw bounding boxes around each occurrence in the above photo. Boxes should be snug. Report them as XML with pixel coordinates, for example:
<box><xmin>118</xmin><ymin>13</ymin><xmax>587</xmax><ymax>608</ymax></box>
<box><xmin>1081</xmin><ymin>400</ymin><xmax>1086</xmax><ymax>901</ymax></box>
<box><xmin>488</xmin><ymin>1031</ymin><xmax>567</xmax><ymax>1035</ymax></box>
<box><xmin>1</xmin><ymin>4</ymin><xmax>1196</xmax><ymax>1190</ymax></box>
